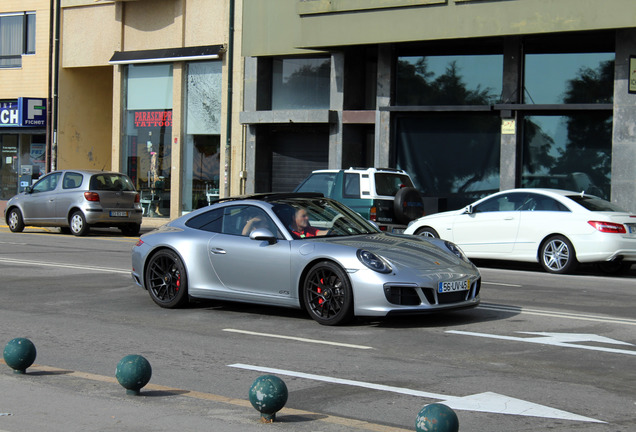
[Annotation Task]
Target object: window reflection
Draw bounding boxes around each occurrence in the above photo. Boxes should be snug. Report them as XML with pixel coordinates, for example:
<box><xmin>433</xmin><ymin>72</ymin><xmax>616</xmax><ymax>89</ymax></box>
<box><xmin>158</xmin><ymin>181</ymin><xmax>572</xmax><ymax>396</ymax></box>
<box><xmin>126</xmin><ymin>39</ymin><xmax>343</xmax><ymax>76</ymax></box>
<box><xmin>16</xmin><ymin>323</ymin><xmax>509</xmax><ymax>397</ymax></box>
<box><xmin>396</xmin><ymin>113</ymin><xmax>501</xmax><ymax>210</ymax></box>
<box><xmin>396</xmin><ymin>55</ymin><xmax>503</xmax><ymax>105</ymax></box>
<box><xmin>272</xmin><ymin>57</ymin><xmax>331</xmax><ymax>109</ymax></box>
<box><xmin>524</xmin><ymin>53</ymin><xmax>614</xmax><ymax>104</ymax></box>
<box><xmin>521</xmin><ymin>114</ymin><xmax>612</xmax><ymax>199</ymax></box>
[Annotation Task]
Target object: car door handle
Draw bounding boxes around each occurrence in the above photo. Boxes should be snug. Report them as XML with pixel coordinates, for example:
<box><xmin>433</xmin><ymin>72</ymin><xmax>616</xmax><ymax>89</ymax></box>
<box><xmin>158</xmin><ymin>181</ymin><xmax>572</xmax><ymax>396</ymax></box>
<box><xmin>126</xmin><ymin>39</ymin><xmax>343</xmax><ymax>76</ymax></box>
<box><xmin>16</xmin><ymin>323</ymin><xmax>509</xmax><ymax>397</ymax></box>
<box><xmin>503</xmin><ymin>216</ymin><xmax>515</xmax><ymax>220</ymax></box>
<box><xmin>210</xmin><ymin>248</ymin><xmax>226</xmax><ymax>254</ymax></box>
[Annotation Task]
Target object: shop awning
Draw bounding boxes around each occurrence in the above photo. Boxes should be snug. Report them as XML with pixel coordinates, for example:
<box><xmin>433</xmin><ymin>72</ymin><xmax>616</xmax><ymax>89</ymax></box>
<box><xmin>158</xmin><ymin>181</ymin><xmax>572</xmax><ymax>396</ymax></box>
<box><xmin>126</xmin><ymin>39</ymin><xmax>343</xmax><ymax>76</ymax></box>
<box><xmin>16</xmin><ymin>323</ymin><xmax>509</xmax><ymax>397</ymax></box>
<box><xmin>108</xmin><ymin>45</ymin><xmax>224</xmax><ymax>65</ymax></box>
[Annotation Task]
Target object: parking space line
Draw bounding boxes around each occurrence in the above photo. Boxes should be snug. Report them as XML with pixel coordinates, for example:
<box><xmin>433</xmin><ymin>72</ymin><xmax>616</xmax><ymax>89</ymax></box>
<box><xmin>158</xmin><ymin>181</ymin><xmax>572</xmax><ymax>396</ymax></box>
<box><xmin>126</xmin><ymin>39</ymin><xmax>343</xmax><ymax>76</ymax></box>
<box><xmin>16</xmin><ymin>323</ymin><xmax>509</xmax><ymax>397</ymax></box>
<box><xmin>0</xmin><ymin>257</ymin><xmax>129</xmax><ymax>274</ymax></box>
<box><xmin>223</xmin><ymin>328</ymin><xmax>374</xmax><ymax>350</ymax></box>
<box><xmin>479</xmin><ymin>303</ymin><xmax>636</xmax><ymax>326</ymax></box>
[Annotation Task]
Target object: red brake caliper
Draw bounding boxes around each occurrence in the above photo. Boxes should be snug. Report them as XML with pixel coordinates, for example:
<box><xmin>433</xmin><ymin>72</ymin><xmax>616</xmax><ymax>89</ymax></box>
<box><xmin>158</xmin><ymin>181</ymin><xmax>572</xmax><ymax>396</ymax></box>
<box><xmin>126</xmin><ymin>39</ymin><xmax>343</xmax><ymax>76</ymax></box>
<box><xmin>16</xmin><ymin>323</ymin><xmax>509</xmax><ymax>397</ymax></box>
<box><xmin>318</xmin><ymin>278</ymin><xmax>324</xmax><ymax>306</ymax></box>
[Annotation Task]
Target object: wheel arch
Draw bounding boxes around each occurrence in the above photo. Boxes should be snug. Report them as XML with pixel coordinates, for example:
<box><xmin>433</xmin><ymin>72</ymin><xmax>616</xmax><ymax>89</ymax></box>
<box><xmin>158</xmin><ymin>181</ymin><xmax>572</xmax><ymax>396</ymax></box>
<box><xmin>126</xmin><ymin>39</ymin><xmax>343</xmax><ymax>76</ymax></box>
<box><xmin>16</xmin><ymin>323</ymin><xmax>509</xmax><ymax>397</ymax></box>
<box><xmin>296</xmin><ymin>257</ymin><xmax>354</xmax><ymax>312</ymax></box>
<box><xmin>66</xmin><ymin>207</ymin><xmax>85</xmax><ymax>224</ymax></box>
<box><xmin>5</xmin><ymin>205</ymin><xmax>21</xmax><ymax>224</ymax></box>
<box><xmin>141</xmin><ymin>245</ymin><xmax>189</xmax><ymax>290</ymax></box>
<box><xmin>536</xmin><ymin>232</ymin><xmax>578</xmax><ymax>263</ymax></box>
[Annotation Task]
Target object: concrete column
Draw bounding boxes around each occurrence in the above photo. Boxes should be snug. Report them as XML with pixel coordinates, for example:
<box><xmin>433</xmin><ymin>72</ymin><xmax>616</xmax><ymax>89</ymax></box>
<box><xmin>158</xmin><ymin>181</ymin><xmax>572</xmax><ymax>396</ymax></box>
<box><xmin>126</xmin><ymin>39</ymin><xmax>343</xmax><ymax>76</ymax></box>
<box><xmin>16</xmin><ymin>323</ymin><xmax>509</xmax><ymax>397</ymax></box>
<box><xmin>500</xmin><ymin>37</ymin><xmax>521</xmax><ymax>191</ymax></box>
<box><xmin>171</xmin><ymin>62</ymin><xmax>184</xmax><ymax>218</ymax></box>
<box><xmin>111</xmin><ymin>65</ymin><xmax>122</xmax><ymax>172</ymax></box>
<box><xmin>611</xmin><ymin>29</ymin><xmax>636</xmax><ymax>212</ymax></box>
<box><xmin>329</xmin><ymin>52</ymin><xmax>344</xmax><ymax>169</ymax></box>
<box><xmin>375</xmin><ymin>45</ymin><xmax>391</xmax><ymax>168</ymax></box>
<box><xmin>241</xmin><ymin>57</ymin><xmax>258</xmax><ymax>194</ymax></box>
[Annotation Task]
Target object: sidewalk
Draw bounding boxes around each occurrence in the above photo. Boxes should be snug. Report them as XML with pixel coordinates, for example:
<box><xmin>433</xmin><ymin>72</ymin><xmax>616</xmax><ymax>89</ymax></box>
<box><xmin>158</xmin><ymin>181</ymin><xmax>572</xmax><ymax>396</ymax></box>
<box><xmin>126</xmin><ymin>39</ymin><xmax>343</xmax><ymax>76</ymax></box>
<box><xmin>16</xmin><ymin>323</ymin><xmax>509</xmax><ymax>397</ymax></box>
<box><xmin>0</xmin><ymin>361</ymin><xmax>408</xmax><ymax>432</ymax></box>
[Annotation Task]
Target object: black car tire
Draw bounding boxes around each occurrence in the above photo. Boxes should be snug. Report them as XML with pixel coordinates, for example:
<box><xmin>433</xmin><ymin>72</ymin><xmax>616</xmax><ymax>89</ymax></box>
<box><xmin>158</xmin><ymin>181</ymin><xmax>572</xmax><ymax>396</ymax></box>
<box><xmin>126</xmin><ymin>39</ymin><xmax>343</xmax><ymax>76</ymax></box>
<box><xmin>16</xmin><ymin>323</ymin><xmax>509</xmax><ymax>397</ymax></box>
<box><xmin>69</xmin><ymin>211</ymin><xmax>90</xmax><ymax>236</ymax></box>
<box><xmin>121</xmin><ymin>223</ymin><xmax>141</xmax><ymax>237</ymax></box>
<box><xmin>303</xmin><ymin>261</ymin><xmax>353</xmax><ymax>326</ymax></box>
<box><xmin>145</xmin><ymin>249</ymin><xmax>189</xmax><ymax>308</ymax></box>
<box><xmin>7</xmin><ymin>208</ymin><xmax>25</xmax><ymax>233</ymax></box>
<box><xmin>414</xmin><ymin>226</ymin><xmax>439</xmax><ymax>238</ymax></box>
<box><xmin>540</xmin><ymin>235</ymin><xmax>577</xmax><ymax>274</ymax></box>
<box><xmin>393</xmin><ymin>187</ymin><xmax>424</xmax><ymax>225</ymax></box>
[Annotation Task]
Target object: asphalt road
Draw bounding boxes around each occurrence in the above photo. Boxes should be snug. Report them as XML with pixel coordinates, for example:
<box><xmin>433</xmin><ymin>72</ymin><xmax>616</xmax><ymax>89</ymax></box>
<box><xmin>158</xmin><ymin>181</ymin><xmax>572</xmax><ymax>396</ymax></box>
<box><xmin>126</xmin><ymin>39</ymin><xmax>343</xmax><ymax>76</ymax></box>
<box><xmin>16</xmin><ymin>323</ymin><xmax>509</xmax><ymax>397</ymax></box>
<box><xmin>0</xmin><ymin>226</ymin><xmax>635</xmax><ymax>431</ymax></box>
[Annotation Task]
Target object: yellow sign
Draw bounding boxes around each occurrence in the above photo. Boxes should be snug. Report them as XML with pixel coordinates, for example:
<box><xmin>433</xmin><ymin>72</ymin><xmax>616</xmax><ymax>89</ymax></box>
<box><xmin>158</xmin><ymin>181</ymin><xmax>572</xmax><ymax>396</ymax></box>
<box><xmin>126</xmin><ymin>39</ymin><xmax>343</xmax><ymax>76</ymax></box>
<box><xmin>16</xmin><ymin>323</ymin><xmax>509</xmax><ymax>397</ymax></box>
<box><xmin>501</xmin><ymin>119</ymin><xmax>516</xmax><ymax>135</ymax></box>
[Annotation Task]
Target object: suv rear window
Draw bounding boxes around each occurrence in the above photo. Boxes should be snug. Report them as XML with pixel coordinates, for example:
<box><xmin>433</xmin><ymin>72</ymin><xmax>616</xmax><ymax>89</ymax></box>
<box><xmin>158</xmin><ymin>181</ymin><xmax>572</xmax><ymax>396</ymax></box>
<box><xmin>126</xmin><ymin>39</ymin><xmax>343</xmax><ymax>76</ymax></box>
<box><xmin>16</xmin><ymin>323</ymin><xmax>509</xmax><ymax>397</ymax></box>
<box><xmin>375</xmin><ymin>173</ymin><xmax>414</xmax><ymax>196</ymax></box>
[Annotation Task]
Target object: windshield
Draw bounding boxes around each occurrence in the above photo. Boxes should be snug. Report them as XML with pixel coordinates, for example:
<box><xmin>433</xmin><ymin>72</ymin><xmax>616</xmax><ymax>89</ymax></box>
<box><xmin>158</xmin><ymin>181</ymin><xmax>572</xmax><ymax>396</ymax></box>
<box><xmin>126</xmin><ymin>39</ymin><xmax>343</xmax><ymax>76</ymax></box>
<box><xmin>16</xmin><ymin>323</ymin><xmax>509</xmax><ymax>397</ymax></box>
<box><xmin>567</xmin><ymin>194</ymin><xmax>627</xmax><ymax>212</ymax></box>
<box><xmin>271</xmin><ymin>197</ymin><xmax>379</xmax><ymax>239</ymax></box>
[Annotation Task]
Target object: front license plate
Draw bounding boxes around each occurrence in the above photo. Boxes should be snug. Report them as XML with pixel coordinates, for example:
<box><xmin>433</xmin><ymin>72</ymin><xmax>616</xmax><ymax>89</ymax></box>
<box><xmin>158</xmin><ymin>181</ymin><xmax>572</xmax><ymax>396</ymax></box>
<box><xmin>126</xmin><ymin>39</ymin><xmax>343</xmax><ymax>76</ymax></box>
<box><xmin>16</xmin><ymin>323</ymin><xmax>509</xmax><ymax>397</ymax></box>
<box><xmin>438</xmin><ymin>280</ymin><xmax>469</xmax><ymax>293</ymax></box>
<box><xmin>110</xmin><ymin>211</ymin><xmax>128</xmax><ymax>217</ymax></box>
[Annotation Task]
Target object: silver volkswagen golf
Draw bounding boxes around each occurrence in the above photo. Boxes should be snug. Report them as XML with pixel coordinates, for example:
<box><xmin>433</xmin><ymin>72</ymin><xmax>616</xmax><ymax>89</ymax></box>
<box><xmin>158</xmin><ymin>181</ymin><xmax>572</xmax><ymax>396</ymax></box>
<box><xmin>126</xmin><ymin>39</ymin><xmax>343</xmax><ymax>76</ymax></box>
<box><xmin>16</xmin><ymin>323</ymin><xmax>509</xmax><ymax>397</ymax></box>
<box><xmin>5</xmin><ymin>169</ymin><xmax>143</xmax><ymax>236</ymax></box>
<box><xmin>131</xmin><ymin>193</ymin><xmax>481</xmax><ymax>325</ymax></box>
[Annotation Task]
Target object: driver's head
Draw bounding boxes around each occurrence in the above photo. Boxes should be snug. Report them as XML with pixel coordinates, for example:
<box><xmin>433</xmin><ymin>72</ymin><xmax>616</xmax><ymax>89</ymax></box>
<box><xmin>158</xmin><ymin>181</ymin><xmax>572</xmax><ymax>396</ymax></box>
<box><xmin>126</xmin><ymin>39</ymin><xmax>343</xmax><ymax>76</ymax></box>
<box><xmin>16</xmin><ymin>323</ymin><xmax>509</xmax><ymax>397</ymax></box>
<box><xmin>294</xmin><ymin>208</ymin><xmax>309</xmax><ymax>229</ymax></box>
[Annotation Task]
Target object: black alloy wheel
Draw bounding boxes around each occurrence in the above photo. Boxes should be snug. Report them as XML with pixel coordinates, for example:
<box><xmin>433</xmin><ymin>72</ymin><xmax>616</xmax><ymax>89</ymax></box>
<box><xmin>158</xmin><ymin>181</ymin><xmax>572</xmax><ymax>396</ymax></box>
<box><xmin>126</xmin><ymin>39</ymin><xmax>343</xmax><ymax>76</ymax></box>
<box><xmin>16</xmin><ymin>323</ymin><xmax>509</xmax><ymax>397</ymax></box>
<box><xmin>303</xmin><ymin>261</ymin><xmax>353</xmax><ymax>326</ymax></box>
<box><xmin>145</xmin><ymin>249</ymin><xmax>188</xmax><ymax>308</ymax></box>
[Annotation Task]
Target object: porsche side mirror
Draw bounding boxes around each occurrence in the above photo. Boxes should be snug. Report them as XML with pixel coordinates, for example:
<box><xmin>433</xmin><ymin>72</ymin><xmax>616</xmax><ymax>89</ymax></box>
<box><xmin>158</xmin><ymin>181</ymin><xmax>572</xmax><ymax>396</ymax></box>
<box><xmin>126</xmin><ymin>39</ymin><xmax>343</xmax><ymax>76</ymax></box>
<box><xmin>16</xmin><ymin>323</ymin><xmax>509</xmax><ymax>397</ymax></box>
<box><xmin>250</xmin><ymin>228</ymin><xmax>277</xmax><ymax>244</ymax></box>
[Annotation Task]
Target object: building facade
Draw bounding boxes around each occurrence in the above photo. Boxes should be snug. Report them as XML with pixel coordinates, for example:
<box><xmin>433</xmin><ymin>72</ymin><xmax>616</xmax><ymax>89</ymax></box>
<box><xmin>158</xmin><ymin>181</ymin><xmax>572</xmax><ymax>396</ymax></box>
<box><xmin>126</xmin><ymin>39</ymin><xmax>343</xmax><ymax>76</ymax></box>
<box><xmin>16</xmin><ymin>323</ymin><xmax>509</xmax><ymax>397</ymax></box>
<box><xmin>0</xmin><ymin>1</ymin><xmax>50</xmax><ymax>202</ymax></box>
<box><xmin>57</xmin><ymin>0</ymin><xmax>244</xmax><ymax>220</ymax></box>
<box><xmin>241</xmin><ymin>0</ymin><xmax>636</xmax><ymax>213</ymax></box>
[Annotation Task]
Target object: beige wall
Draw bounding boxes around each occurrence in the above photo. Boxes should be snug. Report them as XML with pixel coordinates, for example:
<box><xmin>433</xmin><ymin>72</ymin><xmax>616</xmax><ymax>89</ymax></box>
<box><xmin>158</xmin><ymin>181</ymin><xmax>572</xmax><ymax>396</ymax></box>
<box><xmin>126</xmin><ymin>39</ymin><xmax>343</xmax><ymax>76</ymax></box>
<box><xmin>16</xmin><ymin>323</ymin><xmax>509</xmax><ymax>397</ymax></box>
<box><xmin>56</xmin><ymin>67</ymin><xmax>114</xmax><ymax>170</ymax></box>
<box><xmin>58</xmin><ymin>0</ymin><xmax>245</xmax><ymax>215</ymax></box>
<box><xmin>0</xmin><ymin>0</ymin><xmax>50</xmax><ymax>98</ymax></box>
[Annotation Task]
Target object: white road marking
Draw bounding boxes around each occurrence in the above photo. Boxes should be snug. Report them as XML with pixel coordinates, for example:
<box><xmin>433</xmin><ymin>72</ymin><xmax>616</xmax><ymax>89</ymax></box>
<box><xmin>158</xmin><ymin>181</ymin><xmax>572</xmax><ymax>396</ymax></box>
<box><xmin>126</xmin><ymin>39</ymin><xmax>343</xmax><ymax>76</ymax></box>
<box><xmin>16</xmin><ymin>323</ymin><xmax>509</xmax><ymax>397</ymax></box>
<box><xmin>447</xmin><ymin>330</ymin><xmax>636</xmax><ymax>356</ymax></box>
<box><xmin>0</xmin><ymin>257</ymin><xmax>129</xmax><ymax>274</ymax></box>
<box><xmin>223</xmin><ymin>329</ymin><xmax>373</xmax><ymax>350</ymax></box>
<box><xmin>478</xmin><ymin>303</ymin><xmax>636</xmax><ymax>326</ymax></box>
<box><xmin>483</xmin><ymin>281</ymin><xmax>522</xmax><ymax>287</ymax></box>
<box><xmin>229</xmin><ymin>363</ymin><xmax>603</xmax><ymax>423</ymax></box>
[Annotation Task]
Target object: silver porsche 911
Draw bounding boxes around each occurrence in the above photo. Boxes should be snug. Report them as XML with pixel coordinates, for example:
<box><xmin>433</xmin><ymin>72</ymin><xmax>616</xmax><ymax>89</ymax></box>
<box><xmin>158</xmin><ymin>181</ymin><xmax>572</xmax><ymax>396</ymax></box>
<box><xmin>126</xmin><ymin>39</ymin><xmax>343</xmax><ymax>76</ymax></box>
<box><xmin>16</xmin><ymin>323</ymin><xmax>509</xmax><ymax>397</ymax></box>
<box><xmin>131</xmin><ymin>193</ymin><xmax>481</xmax><ymax>325</ymax></box>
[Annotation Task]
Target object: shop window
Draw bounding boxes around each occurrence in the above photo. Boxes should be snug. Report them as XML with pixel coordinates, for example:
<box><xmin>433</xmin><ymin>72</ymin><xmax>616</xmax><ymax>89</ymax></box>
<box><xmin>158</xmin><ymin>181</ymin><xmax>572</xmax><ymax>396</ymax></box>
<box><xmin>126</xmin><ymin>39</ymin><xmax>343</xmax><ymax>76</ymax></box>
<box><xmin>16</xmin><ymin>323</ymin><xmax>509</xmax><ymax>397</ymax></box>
<box><xmin>521</xmin><ymin>113</ymin><xmax>612</xmax><ymax>199</ymax></box>
<box><xmin>0</xmin><ymin>12</ymin><xmax>36</xmax><ymax>68</ymax></box>
<box><xmin>122</xmin><ymin>64</ymin><xmax>173</xmax><ymax>218</ymax></box>
<box><xmin>183</xmin><ymin>61</ymin><xmax>222</xmax><ymax>213</ymax></box>
<box><xmin>396</xmin><ymin>54</ymin><xmax>503</xmax><ymax>106</ymax></box>
<box><xmin>395</xmin><ymin>113</ymin><xmax>501</xmax><ymax>210</ymax></box>
<box><xmin>272</xmin><ymin>57</ymin><xmax>330</xmax><ymax>109</ymax></box>
<box><xmin>524</xmin><ymin>53</ymin><xmax>614</xmax><ymax>104</ymax></box>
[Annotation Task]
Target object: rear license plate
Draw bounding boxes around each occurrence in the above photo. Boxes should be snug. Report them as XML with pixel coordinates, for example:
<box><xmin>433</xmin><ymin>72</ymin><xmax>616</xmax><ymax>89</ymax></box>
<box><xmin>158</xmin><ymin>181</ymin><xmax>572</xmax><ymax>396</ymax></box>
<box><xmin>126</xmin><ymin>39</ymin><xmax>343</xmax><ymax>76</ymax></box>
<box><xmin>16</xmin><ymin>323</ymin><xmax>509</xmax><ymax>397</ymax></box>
<box><xmin>438</xmin><ymin>280</ymin><xmax>469</xmax><ymax>293</ymax></box>
<box><xmin>110</xmin><ymin>211</ymin><xmax>128</xmax><ymax>217</ymax></box>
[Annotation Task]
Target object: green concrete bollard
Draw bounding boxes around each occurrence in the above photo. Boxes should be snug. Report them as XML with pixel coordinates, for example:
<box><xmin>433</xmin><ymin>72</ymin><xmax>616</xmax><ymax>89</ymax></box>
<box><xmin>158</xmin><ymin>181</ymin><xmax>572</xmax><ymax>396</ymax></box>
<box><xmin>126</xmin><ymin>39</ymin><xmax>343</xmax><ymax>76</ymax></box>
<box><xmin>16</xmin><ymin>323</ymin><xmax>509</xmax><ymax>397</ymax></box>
<box><xmin>415</xmin><ymin>403</ymin><xmax>459</xmax><ymax>432</ymax></box>
<box><xmin>248</xmin><ymin>374</ymin><xmax>288</xmax><ymax>423</ymax></box>
<box><xmin>115</xmin><ymin>354</ymin><xmax>152</xmax><ymax>396</ymax></box>
<box><xmin>3</xmin><ymin>338</ymin><xmax>37</xmax><ymax>374</ymax></box>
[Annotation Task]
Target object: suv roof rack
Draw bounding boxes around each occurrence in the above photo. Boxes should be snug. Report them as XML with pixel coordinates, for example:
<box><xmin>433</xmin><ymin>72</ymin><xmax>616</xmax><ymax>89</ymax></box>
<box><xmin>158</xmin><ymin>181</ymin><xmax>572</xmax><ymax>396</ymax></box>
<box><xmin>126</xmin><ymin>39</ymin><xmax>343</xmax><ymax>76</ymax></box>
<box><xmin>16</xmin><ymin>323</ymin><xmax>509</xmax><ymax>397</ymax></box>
<box><xmin>348</xmin><ymin>167</ymin><xmax>404</xmax><ymax>173</ymax></box>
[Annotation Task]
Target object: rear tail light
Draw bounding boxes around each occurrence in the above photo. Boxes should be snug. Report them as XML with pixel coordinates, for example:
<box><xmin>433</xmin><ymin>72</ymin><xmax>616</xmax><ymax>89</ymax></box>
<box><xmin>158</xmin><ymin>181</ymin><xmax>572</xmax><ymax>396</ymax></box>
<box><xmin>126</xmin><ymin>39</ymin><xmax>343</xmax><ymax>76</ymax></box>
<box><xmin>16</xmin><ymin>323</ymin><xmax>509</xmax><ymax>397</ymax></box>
<box><xmin>134</xmin><ymin>193</ymin><xmax>140</xmax><ymax>203</ymax></box>
<box><xmin>588</xmin><ymin>220</ymin><xmax>626</xmax><ymax>233</ymax></box>
<box><xmin>84</xmin><ymin>192</ymin><xmax>100</xmax><ymax>202</ymax></box>
<box><xmin>369</xmin><ymin>206</ymin><xmax>377</xmax><ymax>222</ymax></box>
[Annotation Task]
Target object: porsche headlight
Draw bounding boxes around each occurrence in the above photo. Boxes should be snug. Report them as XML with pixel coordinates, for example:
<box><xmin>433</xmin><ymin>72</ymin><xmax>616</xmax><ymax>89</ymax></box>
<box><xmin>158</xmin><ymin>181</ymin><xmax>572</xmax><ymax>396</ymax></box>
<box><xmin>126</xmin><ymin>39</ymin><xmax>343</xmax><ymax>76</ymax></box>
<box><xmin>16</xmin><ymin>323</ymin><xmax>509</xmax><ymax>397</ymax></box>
<box><xmin>444</xmin><ymin>241</ymin><xmax>469</xmax><ymax>262</ymax></box>
<box><xmin>357</xmin><ymin>249</ymin><xmax>392</xmax><ymax>274</ymax></box>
